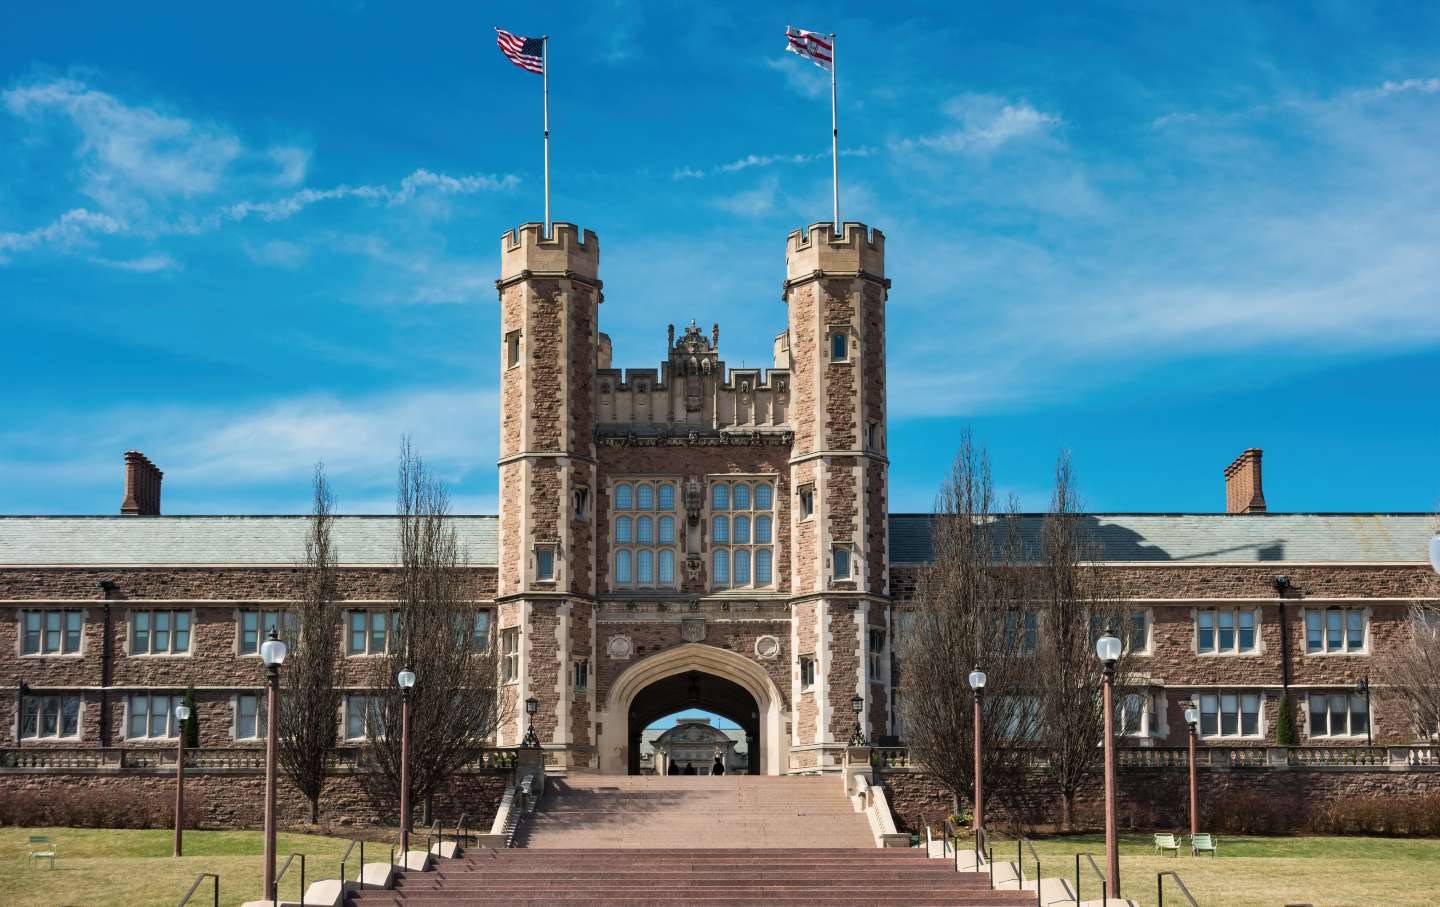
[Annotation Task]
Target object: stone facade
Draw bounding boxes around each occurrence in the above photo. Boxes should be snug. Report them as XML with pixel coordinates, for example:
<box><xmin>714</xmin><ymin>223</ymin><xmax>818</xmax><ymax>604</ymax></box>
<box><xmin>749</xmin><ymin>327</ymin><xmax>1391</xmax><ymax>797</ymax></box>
<box><xmin>1</xmin><ymin>220</ymin><xmax>1437</xmax><ymax>799</ymax></box>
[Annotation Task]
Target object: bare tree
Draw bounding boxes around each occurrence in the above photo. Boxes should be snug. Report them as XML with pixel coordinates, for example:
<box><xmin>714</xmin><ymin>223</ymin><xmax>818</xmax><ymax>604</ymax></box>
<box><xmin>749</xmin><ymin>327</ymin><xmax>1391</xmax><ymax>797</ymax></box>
<box><xmin>366</xmin><ymin>440</ymin><xmax>503</xmax><ymax>827</ymax></box>
<box><xmin>1378</xmin><ymin>601</ymin><xmax>1440</xmax><ymax>741</ymax></box>
<box><xmin>278</xmin><ymin>464</ymin><xmax>344</xmax><ymax>824</ymax></box>
<box><xmin>900</xmin><ymin>431</ymin><xmax>1038</xmax><ymax>825</ymax></box>
<box><xmin>1030</xmin><ymin>452</ymin><xmax>1134</xmax><ymax>830</ymax></box>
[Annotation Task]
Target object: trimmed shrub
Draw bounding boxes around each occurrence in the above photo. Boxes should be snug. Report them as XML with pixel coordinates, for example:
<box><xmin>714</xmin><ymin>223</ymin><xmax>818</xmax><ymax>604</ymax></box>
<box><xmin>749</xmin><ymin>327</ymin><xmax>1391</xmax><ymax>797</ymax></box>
<box><xmin>0</xmin><ymin>786</ymin><xmax>205</xmax><ymax>830</ymax></box>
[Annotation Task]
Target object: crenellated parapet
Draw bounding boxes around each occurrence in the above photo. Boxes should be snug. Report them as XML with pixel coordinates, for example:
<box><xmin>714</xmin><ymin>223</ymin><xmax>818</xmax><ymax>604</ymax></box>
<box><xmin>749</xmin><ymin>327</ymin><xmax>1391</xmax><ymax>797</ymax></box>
<box><xmin>499</xmin><ymin>221</ymin><xmax>601</xmax><ymax>286</ymax></box>
<box><xmin>595</xmin><ymin>320</ymin><xmax>792</xmax><ymax>431</ymax></box>
<box><xmin>784</xmin><ymin>222</ymin><xmax>887</xmax><ymax>287</ymax></box>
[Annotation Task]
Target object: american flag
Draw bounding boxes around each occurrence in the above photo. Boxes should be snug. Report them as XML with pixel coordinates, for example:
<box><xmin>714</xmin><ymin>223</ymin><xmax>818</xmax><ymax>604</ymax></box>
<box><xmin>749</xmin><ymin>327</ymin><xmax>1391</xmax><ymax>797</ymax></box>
<box><xmin>785</xmin><ymin>26</ymin><xmax>833</xmax><ymax>72</ymax></box>
<box><xmin>496</xmin><ymin>27</ymin><xmax>545</xmax><ymax>74</ymax></box>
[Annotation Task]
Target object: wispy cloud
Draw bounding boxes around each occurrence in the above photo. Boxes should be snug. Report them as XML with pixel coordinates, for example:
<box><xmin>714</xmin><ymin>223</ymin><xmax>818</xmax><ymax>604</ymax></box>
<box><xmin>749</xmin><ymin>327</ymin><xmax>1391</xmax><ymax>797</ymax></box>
<box><xmin>243</xmin><ymin>239</ymin><xmax>308</xmax><ymax>269</ymax></box>
<box><xmin>894</xmin><ymin>94</ymin><xmax>1062</xmax><ymax>154</ymax></box>
<box><xmin>712</xmin><ymin>176</ymin><xmax>780</xmax><ymax>217</ymax></box>
<box><xmin>91</xmin><ymin>252</ymin><xmax>179</xmax><ymax>272</ymax></box>
<box><xmin>0</xmin><ymin>208</ymin><xmax>122</xmax><ymax>262</ymax></box>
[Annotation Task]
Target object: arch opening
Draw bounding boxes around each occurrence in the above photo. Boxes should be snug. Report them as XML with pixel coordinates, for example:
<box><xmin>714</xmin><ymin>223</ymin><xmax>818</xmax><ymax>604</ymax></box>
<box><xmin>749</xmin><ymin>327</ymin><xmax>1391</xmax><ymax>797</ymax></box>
<box><xmin>629</xmin><ymin>673</ymin><xmax>759</xmax><ymax>775</ymax></box>
<box><xmin>598</xmin><ymin>643</ymin><xmax>790</xmax><ymax>775</ymax></box>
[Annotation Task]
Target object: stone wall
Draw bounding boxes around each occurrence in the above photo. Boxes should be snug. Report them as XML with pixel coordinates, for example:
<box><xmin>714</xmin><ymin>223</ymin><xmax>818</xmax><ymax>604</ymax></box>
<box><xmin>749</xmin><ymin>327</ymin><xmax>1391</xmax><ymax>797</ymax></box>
<box><xmin>879</xmin><ymin>764</ymin><xmax>1440</xmax><ymax>835</ymax></box>
<box><xmin>0</xmin><ymin>768</ymin><xmax>509</xmax><ymax>830</ymax></box>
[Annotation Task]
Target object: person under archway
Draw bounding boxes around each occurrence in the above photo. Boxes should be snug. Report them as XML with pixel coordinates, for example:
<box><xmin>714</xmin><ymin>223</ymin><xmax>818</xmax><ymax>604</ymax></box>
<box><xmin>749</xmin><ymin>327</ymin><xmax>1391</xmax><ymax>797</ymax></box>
<box><xmin>682</xmin><ymin>762</ymin><xmax>697</xmax><ymax>775</ymax></box>
<box><xmin>712</xmin><ymin>755</ymin><xmax>725</xmax><ymax>776</ymax></box>
<box><xmin>667</xmin><ymin>759</ymin><xmax>680</xmax><ymax>775</ymax></box>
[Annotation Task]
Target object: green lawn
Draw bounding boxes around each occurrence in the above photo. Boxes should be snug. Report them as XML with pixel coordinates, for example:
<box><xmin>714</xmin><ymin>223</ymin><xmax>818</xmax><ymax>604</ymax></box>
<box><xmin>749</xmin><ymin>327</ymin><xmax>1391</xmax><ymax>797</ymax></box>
<box><xmin>1</xmin><ymin>828</ymin><xmax>363</xmax><ymax>907</ymax></box>
<box><xmin>984</xmin><ymin>831</ymin><xmax>1440</xmax><ymax>907</ymax></box>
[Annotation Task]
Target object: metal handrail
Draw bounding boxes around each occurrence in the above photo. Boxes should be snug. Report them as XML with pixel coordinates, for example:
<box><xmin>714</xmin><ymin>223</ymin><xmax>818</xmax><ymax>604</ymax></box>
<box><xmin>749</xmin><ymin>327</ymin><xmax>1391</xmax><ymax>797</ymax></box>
<box><xmin>177</xmin><ymin>872</ymin><xmax>219</xmax><ymax>907</ymax></box>
<box><xmin>1075</xmin><ymin>852</ymin><xmax>1108</xmax><ymax>904</ymax></box>
<box><xmin>425</xmin><ymin>818</ymin><xmax>441</xmax><ymax>856</ymax></box>
<box><xmin>1018</xmin><ymin>838</ymin><xmax>1041</xmax><ymax>906</ymax></box>
<box><xmin>1158</xmin><ymin>870</ymin><xmax>1200</xmax><ymax>907</ymax></box>
<box><xmin>456</xmin><ymin>812</ymin><xmax>470</xmax><ymax>845</ymax></box>
<box><xmin>339</xmin><ymin>838</ymin><xmax>365</xmax><ymax>891</ymax></box>
<box><xmin>272</xmin><ymin>853</ymin><xmax>305</xmax><ymax>907</ymax></box>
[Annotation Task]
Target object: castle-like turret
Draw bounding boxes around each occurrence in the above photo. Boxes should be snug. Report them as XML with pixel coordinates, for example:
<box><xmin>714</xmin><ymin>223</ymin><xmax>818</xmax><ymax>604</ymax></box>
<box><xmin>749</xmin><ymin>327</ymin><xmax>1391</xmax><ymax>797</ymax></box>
<box><xmin>495</xmin><ymin>222</ymin><xmax>601</xmax><ymax>752</ymax></box>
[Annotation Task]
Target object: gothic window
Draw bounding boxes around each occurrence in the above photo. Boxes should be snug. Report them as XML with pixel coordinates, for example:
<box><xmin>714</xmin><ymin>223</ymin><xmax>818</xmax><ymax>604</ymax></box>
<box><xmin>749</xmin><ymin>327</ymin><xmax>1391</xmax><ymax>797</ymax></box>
<box><xmin>709</xmin><ymin>478</ymin><xmax>777</xmax><ymax>591</ymax></box>
<box><xmin>611</xmin><ymin>478</ymin><xmax>680</xmax><ymax>591</ymax></box>
<box><xmin>505</xmin><ymin>330</ymin><xmax>521</xmax><ymax>368</ymax></box>
<box><xmin>20</xmin><ymin>694</ymin><xmax>80</xmax><ymax>740</ymax></box>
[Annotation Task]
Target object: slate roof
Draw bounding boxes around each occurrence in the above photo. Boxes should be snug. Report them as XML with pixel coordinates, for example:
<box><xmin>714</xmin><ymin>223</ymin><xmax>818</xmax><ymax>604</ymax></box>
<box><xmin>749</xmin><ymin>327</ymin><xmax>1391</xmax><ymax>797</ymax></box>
<box><xmin>0</xmin><ymin>513</ymin><xmax>1432</xmax><ymax>567</ymax></box>
<box><xmin>889</xmin><ymin>513</ymin><xmax>1437</xmax><ymax>565</ymax></box>
<box><xmin>0</xmin><ymin>516</ymin><xmax>499</xmax><ymax>566</ymax></box>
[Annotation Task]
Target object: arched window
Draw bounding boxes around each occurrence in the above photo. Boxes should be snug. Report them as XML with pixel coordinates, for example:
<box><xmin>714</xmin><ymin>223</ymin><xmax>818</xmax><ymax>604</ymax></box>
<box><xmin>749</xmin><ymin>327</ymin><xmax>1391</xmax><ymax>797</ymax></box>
<box><xmin>734</xmin><ymin>516</ymin><xmax>750</xmax><ymax>544</ymax></box>
<box><xmin>614</xmin><ymin>484</ymin><xmax>633</xmax><ymax>510</ymax></box>
<box><xmin>637</xmin><ymin>483</ymin><xmax>654</xmax><ymax>510</ymax></box>
<box><xmin>707</xmin><ymin>475</ymin><xmax>776</xmax><ymax>591</ymax></box>
<box><xmin>611</xmin><ymin>477</ymin><xmax>681</xmax><ymax>590</ymax></box>
<box><xmin>658</xmin><ymin>516</ymin><xmax>675</xmax><ymax>544</ymax></box>
<box><xmin>713</xmin><ymin>550</ymin><xmax>729</xmax><ymax>585</ymax></box>
<box><xmin>638</xmin><ymin>550</ymin><xmax>654</xmax><ymax>584</ymax></box>
<box><xmin>615</xmin><ymin>516</ymin><xmax>632</xmax><ymax>543</ymax></box>
<box><xmin>658</xmin><ymin>483</ymin><xmax>675</xmax><ymax>510</ymax></box>
<box><xmin>755</xmin><ymin>482</ymin><xmax>773</xmax><ymax>510</ymax></box>
<box><xmin>616</xmin><ymin>551</ymin><xmax>632</xmax><ymax>584</ymax></box>
<box><xmin>637</xmin><ymin>517</ymin><xmax>654</xmax><ymax>544</ymax></box>
<box><xmin>658</xmin><ymin>550</ymin><xmax>675</xmax><ymax>584</ymax></box>
<box><xmin>733</xmin><ymin>483</ymin><xmax>751</xmax><ymax>510</ymax></box>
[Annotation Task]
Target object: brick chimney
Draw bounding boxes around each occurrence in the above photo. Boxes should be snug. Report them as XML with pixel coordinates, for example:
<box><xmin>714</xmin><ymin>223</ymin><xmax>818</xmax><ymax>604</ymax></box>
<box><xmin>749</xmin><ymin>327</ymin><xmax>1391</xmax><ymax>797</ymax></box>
<box><xmin>1224</xmin><ymin>448</ymin><xmax>1267</xmax><ymax>514</ymax></box>
<box><xmin>119</xmin><ymin>450</ymin><xmax>163</xmax><ymax>516</ymax></box>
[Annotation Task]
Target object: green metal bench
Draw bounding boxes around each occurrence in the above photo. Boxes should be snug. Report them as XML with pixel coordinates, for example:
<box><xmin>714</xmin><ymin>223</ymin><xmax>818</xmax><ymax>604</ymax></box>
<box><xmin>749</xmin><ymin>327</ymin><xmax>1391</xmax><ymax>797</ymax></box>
<box><xmin>27</xmin><ymin>835</ymin><xmax>55</xmax><ymax>869</ymax></box>
<box><xmin>1191</xmin><ymin>833</ymin><xmax>1217</xmax><ymax>857</ymax></box>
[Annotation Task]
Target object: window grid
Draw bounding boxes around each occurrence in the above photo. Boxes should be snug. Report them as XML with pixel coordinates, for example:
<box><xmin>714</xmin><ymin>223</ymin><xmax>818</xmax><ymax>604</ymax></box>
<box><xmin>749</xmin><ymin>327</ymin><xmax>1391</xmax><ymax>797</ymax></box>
<box><xmin>239</xmin><ymin>610</ymin><xmax>293</xmax><ymax>655</ymax></box>
<box><xmin>710</xmin><ymin>480</ymin><xmax>776</xmax><ymax>591</ymax></box>
<box><xmin>501</xmin><ymin>628</ymin><xmax>520</xmax><ymax>684</ymax></box>
<box><xmin>1305</xmin><ymin>607</ymin><xmax>1366</xmax><ymax>654</ymax></box>
<box><xmin>867</xmin><ymin>630</ymin><xmax>886</xmax><ymax>680</ymax></box>
<box><xmin>1197</xmin><ymin>691</ymin><xmax>1262</xmax><ymax>739</ymax></box>
<box><xmin>1196</xmin><ymin>607</ymin><xmax>1258</xmax><ymax>655</ymax></box>
<box><xmin>611</xmin><ymin>479</ymin><xmax>681</xmax><ymax>591</ymax></box>
<box><xmin>347</xmin><ymin>610</ymin><xmax>396</xmax><ymax>656</ymax></box>
<box><xmin>21</xmin><ymin>610</ymin><xmax>84</xmax><ymax>655</ymax></box>
<box><xmin>1309</xmin><ymin>692</ymin><xmax>1369</xmax><ymax>738</ymax></box>
<box><xmin>130</xmin><ymin>610</ymin><xmax>192</xmax><ymax>656</ymax></box>
<box><xmin>800</xmin><ymin>656</ymin><xmax>817</xmax><ymax>690</ymax></box>
<box><xmin>344</xmin><ymin>694</ymin><xmax>382</xmax><ymax>741</ymax></box>
<box><xmin>127</xmin><ymin>693</ymin><xmax>180</xmax><ymax>740</ymax></box>
<box><xmin>21</xmin><ymin>694</ymin><xmax>81</xmax><ymax>740</ymax></box>
<box><xmin>235</xmin><ymin>693</ymin><xmax>268</xmax><ymax>740</ymax></box>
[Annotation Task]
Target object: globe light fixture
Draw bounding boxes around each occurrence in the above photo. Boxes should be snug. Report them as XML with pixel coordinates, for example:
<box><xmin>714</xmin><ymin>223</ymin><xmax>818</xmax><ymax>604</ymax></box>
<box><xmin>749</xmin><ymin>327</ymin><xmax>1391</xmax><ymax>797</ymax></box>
<box><xmin>175</xmin><ymin>703</ymin><xmax>191</xmax><ymax>722</ymax></box>
<box><xmin>1183</xmin><ymin>702</ymin><xmax>1199</xmax><ymax>840</ymax></box>
<box><xmin>260</xmin><ymin>634</ymin><xmax>288</xmax><ymax>668</ymax></box>
<box><xmin>1095</xmin><ymin>633</ymin><xmax>1122</xmax><ymax>665</ymax></box>
<box><xmin>968</xmin><ymin>669</ymin><xmax>987</xmax><ymax>690</ymax></box>
<box><xmin>173</xmin><ymin>701</ymin><xmax>191</xmax><ymax>857</ymax></box>
<box><xmin>1183</xmin><ymin>707</ymin><xmax>1198</xmax><ymax>727</ymax></box>
<box><xmin>398</xmin><ymin>667</ymin><xmax>417</xmax><ymax>856</ymax></box>
<box><xmin>398</xmin><ymin>669</ymin><xmax>416</xmax><ymax>691</ymax></box>
<box><xmin>969</xmin><ymin>665</ymin><xmax>986</xmax><ymax>839</ymax></box>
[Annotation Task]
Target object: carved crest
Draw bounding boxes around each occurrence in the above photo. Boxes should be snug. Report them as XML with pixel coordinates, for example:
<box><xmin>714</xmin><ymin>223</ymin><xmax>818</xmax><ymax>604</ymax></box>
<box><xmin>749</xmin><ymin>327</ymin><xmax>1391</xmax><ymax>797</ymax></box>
<box><xmin>681</xmin><ymin>618</ymin><xmax>706</xmax><ymax>643</ymax></box>
<box><xmin>683</xmin><ymin>477</ymin><xmax>704</xmax><ymax>526</ymax></box>
<box><xmin>685</xmin><ymin>554</ymin><xmax>703</xmax><ymax>581</ymax></box>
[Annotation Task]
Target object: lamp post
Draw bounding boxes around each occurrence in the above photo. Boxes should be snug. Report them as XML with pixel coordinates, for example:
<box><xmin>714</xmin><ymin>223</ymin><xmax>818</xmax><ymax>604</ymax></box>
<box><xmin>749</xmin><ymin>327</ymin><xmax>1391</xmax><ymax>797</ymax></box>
<box><xmin>1096</xmin><ymin>630</ymin><xmax>1122</xmax><ymax>899</ymax></box>
<box><xmin>259</xmin><ymin>629</ymin><xmax>287</xmax><ymax>898</ymax></box>
<box><xmin>173</xmin><ymin>702</ymin><xmax>191</xmax><ymax>857</ymax></box>
<box><xmin>967</xmin><ymin>667</ymin><xmax>987</xmax><ymax>833</ymax></box>
<box><xmin>398</xmin><ymin>668</ymin><xmax>416</xmax><ymax>857</ymax></box>
<box><xmin>848</xmin><ymin>693</ymin><xmax>866</xmax><ymax>747</ymax></box>
<box><xmin>1355</xmin><ymin>676</ymin><xmax>1372</xmax><ymax>747</ymax></box>
<box><xmin>522</xmin><ymin>696</ymin><xmax>541</xmax><ymax>749</ymax></box>
<box><xmin>1183</xmin><ymin>705</ymin><xmax>1199</xmax><ymax>841</ymax></box>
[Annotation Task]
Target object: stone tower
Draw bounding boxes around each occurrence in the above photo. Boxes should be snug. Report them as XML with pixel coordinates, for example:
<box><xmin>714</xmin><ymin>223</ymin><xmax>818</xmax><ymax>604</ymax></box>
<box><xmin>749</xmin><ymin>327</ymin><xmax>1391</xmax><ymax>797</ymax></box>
<box><xmin>495</xmin><ymin>223</ymin><xmax>601</xmax><ymax>754</ymax></box>
<box><xmin>783</xmin><ymin>222</ymin><xmax>891</xmax><ymax>767</ymax></box>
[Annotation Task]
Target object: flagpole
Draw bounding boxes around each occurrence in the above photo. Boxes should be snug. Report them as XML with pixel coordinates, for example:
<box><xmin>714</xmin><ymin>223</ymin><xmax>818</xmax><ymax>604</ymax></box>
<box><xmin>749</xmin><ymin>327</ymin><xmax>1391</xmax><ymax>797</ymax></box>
<box><xmin>542</xmin><ymin>36</ymin><xmax>551</xmax><ymax>236</ymax></box>
<box><xmin>830</xmin><ymin>32</ymin><xmax>839</xmax><ymax>234</ymax></box>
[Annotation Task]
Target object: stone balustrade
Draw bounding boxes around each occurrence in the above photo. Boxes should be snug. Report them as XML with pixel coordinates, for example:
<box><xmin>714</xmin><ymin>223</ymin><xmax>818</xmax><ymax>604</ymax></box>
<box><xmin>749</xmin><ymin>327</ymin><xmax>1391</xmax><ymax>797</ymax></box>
<box><xmin>0</xmin><ymin>745</ymin><xmax>521</xmax><ymax>774</ymax></box>
<box><xmin>866</xmin><ymin>744</ymin><xmax>1440</xmax><ymax>773</ymax></box>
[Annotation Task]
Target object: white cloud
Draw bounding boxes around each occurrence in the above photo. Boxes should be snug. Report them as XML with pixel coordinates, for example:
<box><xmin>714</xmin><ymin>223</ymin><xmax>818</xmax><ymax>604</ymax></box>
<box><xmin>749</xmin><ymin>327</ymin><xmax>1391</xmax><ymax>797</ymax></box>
<box><xmin>0</xmin><ymin>208</ymin><xmax>122</xmax><ymax>262</ymax></box>
<box><xmin>766</xmin><ymin>56</ymin><xmax>828</xmax><ymax>100</ymax></box>
<box><xmin>265</xmin><ymin>146</ymin><xmax>310</xmax><ymax>186</ymax></box>
<box><xmin>1357</xmin><ymin>77</ymin><xmax>1440</xmax><ymax>99</ymax></box>
<box><xmin>3</xmin><ymin>78</ymin><xmax>243</xmax><ymax>217</ymax></box>
<box><xmin>712</xmin><ymin>177</ymin><xmax>779</xmax><ymax>217</ymax></box>
<box><xmin>896</xmin><ymin>94</ymin><xmax>1061</xmax><ymax>154</ymax></box>
<box><xmin>91</xmin><ymin>252</ymin><xmax>179</xmax><ymax>272</ymax></box>
<box><xmin>214</xmin><ymin>168</ymin><xmax>519</xmax><ymax>225</ymax></box>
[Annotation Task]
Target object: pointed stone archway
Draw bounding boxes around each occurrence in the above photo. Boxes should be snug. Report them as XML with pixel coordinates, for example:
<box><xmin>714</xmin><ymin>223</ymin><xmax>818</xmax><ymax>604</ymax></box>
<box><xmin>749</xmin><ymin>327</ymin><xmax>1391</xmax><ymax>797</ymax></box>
<box><xmin>597</xmin><ymin>643</ymin><xmax>790</xmax><ymax>775</ymax></box>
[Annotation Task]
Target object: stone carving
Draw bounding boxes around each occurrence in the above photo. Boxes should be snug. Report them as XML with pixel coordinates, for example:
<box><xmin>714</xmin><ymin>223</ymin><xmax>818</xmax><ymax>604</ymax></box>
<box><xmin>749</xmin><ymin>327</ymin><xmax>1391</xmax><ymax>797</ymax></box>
<box><xmin>683</xmin><ymin>478</ymin><xmax>704</xmax><ymax>526</ymax></box>
<box><xmin>739</xmin><ymin>379</ymin><xmax>751</xmax><ymax>395</ymax></box>
<box><xmin>776</xmin><ymin>378</ymin><xmax>788</xmax><ymax>394</ymax></box>
<box><xmin>755</xmin><ymin>635</ymin><xmax>780</xmax><ymax>659</ymax></box>
<box><xmin>607</xmin><ymin>635</ymin><xmax>633</xmax><ymax>660</ymax></box>
<box><xmin>685</xmin><ymin>554</ymin><xmax>703</xmax><ymax>581</ymax></box>
<box><xmin>681</xmin><ymin>618</ymin><xmax>706</xmax><ymax>643</ymax></box>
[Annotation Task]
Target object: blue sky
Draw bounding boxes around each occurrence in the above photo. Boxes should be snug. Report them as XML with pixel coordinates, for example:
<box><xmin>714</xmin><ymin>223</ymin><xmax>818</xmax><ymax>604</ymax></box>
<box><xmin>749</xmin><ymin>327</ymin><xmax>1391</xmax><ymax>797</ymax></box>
<box><xmin>2</xmin><ymin>1</ymin><xmax>1438</xmax><ymax>516</ymax></box>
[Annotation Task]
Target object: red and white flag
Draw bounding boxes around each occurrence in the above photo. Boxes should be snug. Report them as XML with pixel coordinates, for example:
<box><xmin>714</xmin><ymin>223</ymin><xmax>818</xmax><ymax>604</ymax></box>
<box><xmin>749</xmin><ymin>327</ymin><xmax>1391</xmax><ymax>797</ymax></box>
<box><xmin>496</xmin><ymin>27</ymin><xmax>545</xmax><ymax>74</ymax></box>
<box><xmin>785</xmin><ymin>26</ymin><xmax>833</xmax><ymax>71</ymax></box>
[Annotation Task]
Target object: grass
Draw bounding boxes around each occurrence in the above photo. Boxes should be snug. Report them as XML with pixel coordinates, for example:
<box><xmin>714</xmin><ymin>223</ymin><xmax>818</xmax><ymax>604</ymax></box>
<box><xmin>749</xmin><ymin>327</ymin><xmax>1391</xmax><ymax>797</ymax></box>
<box><xmin>983</xmin><ymin>831</ymin><xmax>1440</xmax><ymax>907</ymax></box>
<box><xmin>0</xmin><ymin>828</ymin><xmax>363</xmax><ymax>907</ymax></box>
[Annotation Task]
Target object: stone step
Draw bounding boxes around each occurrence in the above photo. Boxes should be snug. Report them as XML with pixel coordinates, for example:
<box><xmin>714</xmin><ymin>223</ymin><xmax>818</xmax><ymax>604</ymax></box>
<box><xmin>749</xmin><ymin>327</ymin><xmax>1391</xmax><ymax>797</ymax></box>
<box><xmin>353</xmin><ymin>896</ymin><xmax>1037</xmax><ymax>906</ymax></box>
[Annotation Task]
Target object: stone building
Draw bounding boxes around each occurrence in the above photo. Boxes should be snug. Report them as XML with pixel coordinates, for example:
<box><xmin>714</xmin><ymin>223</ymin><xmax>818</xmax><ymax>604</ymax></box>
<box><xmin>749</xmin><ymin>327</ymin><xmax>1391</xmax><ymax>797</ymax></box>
<box><xmin>1</xmin><ymin>221</ymin><xmax>1436</xmax><ymax>781</ymax></box>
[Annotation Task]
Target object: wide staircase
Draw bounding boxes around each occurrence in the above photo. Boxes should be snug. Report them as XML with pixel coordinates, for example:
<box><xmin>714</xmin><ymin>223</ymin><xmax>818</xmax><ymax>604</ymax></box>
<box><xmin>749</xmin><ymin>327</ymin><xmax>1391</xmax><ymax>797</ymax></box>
<box><xmin>348</xmin><ymin>775</ymin><xmax>1037</xmax><ymax>906</ymax></box>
